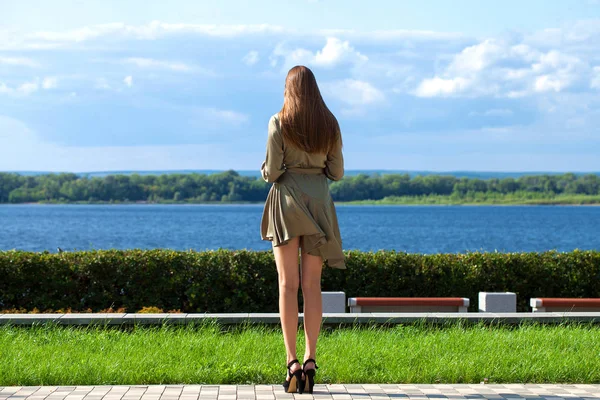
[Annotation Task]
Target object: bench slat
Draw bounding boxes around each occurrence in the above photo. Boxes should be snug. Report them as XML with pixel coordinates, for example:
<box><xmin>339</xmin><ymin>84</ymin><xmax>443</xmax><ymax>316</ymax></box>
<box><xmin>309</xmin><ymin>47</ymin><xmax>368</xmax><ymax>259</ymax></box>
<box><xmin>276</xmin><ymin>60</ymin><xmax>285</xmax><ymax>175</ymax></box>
<box><xmin>537</xmin><ymin>298</ymin><xmax>600</xmax><ymax>307</ymax></box>
<box><xmin>349</xmin><ymin>297</ymin><xmax>468</xmax><ymax>306</ymax></box>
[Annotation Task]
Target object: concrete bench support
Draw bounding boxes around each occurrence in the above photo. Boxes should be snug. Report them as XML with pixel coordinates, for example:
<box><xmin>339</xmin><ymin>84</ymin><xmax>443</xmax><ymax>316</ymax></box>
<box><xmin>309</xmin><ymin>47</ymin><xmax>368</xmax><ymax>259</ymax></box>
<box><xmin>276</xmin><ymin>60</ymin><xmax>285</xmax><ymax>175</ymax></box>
<box><xmin>479</xmin><ymin>292</ymin><xmax>516</xmax><ymax>312</ymax></box>
<box><xmin>347</xmin><ymin>297</ymin><xmax>469</xmax><ymax>313</ymax></box>
<box><xmin>321</xmin><ymin>291</ymin><xmax>346</xmax><ymax>313</ymax></box>
<box><xmin>530</xmin><ymin>297</ymin><xmax>600</xmax><ymax>312</ymax></box>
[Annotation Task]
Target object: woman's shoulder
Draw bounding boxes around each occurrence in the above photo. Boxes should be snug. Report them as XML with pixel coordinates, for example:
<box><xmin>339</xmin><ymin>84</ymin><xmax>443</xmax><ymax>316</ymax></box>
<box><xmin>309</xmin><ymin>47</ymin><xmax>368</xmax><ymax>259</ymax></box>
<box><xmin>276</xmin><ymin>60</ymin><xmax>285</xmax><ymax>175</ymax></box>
<box><xmin>268</xmin><ymin>113</ymin><xmax>281</xmax><ymax>134</ymax></box>
<box><xmin>267</xmin><ymin>113</ymin><xmax>282</xmax><ymax>139</ymax></box>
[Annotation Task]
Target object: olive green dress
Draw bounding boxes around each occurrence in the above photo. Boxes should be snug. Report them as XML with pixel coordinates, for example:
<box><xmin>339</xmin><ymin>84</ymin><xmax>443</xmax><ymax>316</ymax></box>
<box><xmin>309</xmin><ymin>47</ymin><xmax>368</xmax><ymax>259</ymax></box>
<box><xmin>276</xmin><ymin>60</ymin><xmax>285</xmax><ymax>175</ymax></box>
<box><xmin>260</xmin><ymin>113</ymin><xmax>346</xmax><ymax>269</ymax></box>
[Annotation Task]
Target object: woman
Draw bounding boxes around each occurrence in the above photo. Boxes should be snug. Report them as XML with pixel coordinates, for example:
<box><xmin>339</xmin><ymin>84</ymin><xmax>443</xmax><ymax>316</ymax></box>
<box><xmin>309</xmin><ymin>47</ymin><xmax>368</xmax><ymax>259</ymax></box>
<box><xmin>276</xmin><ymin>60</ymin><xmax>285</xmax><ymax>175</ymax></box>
<box><xmin>260</xmin><ymin>65</ymin><xmax>346</xmax><ymax>394</ymax></box>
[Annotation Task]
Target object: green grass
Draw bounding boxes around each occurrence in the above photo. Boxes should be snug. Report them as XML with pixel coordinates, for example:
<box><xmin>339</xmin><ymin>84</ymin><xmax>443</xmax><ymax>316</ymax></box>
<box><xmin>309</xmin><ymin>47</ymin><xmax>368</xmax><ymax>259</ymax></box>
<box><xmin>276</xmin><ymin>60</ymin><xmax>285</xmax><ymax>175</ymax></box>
<box><xmin>1</xmin><ymin>319</ymin><xmax>599</xmax><ymax>385</ymax></box>
<box><xmin>19</xmin><ymin>193</ymin><xmax>600</xmax><ymax>206</ymax></box>
<box><xmin>340</xmin><ymin>193</ymin><xmax>600</xmax><ymax>205</ymax></box>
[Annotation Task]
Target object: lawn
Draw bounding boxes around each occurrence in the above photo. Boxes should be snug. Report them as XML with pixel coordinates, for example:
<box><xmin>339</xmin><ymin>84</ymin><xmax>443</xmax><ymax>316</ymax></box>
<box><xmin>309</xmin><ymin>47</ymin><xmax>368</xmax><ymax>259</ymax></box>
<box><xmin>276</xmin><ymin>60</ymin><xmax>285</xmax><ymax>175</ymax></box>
<box><xmin>0</xmin><ymin>319</ymin><xmax>598</xmax><ymax>385</ymax></box>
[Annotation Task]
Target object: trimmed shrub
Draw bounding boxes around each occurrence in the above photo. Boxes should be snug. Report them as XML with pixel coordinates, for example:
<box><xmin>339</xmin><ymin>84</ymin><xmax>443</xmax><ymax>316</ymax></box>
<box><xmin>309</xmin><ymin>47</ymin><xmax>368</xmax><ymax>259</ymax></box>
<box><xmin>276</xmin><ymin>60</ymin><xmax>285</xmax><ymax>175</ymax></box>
<box><xmin>0</xmin><ymin>249</ymin><xmax>598</xmax><ymax>313</ymax></box>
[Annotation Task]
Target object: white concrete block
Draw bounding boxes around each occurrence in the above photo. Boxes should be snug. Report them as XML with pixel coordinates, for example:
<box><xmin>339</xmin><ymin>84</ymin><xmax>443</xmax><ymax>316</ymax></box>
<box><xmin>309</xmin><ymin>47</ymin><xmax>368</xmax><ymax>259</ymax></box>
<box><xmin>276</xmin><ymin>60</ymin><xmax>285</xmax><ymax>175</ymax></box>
<box><xmin>478</xmin><ymin>292</ymin><xmax>516</xmax><ymax>312</ymax></box>
<box><xmin>530</xmin><ymin>298</ymin><xmax>544</xmax><ymax>312</ymax></box>
<box><xmin>322</xmin><ymin>291</ymin><xmax>346</xmax><ymax>313</ymax></box>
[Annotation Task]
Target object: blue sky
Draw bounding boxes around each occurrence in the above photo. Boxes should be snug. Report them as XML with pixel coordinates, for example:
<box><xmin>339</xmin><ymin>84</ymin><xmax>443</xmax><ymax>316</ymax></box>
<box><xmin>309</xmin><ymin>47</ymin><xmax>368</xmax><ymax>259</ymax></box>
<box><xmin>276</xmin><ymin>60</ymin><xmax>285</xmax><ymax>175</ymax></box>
<box><xmin>1</xmin><ymin>0</ymin><xmax>600</xmax><ymax>172</ymax></box>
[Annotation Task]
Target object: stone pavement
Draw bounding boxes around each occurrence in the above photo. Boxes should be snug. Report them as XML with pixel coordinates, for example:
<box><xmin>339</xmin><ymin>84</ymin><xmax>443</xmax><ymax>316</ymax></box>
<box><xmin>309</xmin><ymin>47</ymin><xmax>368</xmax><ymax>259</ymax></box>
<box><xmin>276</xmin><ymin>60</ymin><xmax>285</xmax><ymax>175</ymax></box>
<box><xmin>1</xmin><ymin>384</ymin><xmax>599</xmax><ymax>400</ymax></box>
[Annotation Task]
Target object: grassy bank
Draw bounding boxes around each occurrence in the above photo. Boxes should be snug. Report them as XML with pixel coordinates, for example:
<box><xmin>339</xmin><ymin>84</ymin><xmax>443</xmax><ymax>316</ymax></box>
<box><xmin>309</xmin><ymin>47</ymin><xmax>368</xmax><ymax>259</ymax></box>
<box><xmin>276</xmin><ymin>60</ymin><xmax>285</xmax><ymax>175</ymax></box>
<box><xmin>4</xmin><ymin>193</ymin><xmax>600</xmax><ymax>206</ymax></box>
<box><xmin>1</xmin><ymin>320</ymin><xmax>598</xmax><ymax>385</ymax></box>
<box><xmin>342</xmin><ymin>193</ymin><xmax>600</xmax><ymax>205</ymax></box>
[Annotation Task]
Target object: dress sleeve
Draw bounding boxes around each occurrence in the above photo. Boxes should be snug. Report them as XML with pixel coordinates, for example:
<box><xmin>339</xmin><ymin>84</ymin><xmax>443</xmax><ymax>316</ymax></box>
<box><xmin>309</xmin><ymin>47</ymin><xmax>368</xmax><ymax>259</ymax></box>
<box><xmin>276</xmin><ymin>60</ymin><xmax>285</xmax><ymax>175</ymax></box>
<box><xmin>324</xmin><ymin>135</ymin><xmax>344</xmax><ymax>181</ymax></box>
<box><xmin>260</xmin><ymin>115</ymin><xmax>286</xmax><ymax>183</ymax></box>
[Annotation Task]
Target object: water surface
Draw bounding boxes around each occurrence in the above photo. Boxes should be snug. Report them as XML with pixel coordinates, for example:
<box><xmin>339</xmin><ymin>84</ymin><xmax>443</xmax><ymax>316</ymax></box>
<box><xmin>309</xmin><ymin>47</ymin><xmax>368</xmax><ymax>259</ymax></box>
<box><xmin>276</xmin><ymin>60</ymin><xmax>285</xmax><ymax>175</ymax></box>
<box><xmin>0</xmin><ymin>204</ymin><xmax>597</xmax><ymax>253</ymax></box>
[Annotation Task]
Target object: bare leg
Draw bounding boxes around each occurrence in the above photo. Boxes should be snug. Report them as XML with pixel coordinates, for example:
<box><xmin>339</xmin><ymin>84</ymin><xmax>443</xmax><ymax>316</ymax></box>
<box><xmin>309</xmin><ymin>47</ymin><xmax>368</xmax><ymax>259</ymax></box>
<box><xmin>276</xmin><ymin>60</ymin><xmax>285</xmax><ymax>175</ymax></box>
<box><xmin>273</xmin><ymin>236</ymin><xmax>302</xmax><ymax>380</ymax></box>
<box><xmin>300</xmin><ymin>248</ymin><xmax>323</xmax><ymax>373</ymax></box>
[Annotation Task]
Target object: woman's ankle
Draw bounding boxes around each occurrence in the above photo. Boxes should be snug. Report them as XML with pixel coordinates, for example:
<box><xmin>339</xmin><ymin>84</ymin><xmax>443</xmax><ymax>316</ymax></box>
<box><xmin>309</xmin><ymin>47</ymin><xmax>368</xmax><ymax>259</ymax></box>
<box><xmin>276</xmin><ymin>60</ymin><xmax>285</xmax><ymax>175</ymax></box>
<box><xmin>303</xmin><ymin>356</ymin><xmax>315</xmax><ymax>365</ymax></box>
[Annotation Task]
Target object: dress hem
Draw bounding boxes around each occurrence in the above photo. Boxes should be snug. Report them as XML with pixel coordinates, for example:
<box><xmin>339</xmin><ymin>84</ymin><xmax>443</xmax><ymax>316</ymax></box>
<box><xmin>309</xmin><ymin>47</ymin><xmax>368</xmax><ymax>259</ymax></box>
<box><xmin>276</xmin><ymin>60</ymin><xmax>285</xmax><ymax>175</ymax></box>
<box><xmin>261</xmin><ymin>235</ymin><xmax>346</xmax><ymax>270</ymax></box>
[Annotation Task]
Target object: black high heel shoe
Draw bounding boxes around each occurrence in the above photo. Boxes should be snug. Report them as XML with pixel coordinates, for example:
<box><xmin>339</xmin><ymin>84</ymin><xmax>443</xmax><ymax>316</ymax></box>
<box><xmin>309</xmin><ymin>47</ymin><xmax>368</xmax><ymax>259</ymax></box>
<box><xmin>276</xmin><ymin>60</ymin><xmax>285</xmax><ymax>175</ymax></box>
<box><xmin>282</xmin><ymin>359</ymin><xmax>303</xmax><ymax>393</ymax></box>
<box><xmin>302</xmin><ymin>358</ymin><xmax>319</xmax><ymax>394</ymax></box>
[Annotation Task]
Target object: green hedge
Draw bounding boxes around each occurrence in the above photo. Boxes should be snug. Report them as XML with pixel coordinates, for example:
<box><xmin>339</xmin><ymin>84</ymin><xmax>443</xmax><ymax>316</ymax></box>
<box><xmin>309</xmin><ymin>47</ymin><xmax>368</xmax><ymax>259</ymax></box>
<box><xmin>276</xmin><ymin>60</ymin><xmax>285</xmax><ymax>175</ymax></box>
<box><xmin>0</xmin><ymin>249</ymin><xmax>598</xmax><ymax>313</ymax></box>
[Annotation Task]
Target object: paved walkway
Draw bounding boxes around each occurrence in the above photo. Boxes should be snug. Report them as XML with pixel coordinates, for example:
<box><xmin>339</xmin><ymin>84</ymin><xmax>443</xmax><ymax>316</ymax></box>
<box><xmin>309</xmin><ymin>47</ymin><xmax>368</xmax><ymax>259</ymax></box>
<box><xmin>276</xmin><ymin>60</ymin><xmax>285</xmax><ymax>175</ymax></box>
<box><xmin>1</xmin><ymin>384</ymin><xmax>599</xmax><ymax>400</ymax></box>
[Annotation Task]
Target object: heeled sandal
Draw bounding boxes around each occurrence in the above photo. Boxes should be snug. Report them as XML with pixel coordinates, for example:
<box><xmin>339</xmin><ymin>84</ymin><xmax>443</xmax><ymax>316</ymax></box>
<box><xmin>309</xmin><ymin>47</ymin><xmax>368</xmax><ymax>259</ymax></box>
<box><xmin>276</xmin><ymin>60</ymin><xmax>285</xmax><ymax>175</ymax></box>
<box><xmin>282</xmin><ymin>358</ymin><xmax>303</xmax><ymax>393</ymax></box>
<box><xmin>302</xmin><ymin>358</ymin><xmax>319</xmax><ymax>394</ymax></box>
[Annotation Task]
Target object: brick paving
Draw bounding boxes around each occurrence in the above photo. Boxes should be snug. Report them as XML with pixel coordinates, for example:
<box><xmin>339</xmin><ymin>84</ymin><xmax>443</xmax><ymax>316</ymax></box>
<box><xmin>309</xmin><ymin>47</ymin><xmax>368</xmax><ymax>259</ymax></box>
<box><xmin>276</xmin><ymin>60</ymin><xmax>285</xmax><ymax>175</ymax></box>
<box><xmin>1</xmin><ymin>384</ymin><xmax>599</xmax><ymax>400</ymax></box>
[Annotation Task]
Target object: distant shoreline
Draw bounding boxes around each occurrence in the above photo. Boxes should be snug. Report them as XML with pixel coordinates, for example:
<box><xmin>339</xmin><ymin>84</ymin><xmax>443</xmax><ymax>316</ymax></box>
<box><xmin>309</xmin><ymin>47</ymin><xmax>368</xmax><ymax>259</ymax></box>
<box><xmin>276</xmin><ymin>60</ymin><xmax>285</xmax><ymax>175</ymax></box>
<box><xmin>6</xmin><ymin>170</ymin><xmax>600</xmax><ymax>179</ymax></box>
<box><xmin>2</xmin><ymin>200</ymin><xmax>600</xmax><ymax>206</ymax></box>
<box><xmin>3</xmin><ymin>171</ymin><xmax>598</xmax><ymax>206</ymax></box>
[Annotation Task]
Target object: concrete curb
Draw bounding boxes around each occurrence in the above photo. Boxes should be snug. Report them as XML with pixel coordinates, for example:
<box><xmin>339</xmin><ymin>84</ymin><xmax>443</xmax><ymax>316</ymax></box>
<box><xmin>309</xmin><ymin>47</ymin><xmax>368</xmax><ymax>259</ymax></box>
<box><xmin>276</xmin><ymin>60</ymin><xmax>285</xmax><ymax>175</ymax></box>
<box><xmin>2</xmin><ymin>312</ymin><xmax>600</xmax><ymax>325</ymax></box>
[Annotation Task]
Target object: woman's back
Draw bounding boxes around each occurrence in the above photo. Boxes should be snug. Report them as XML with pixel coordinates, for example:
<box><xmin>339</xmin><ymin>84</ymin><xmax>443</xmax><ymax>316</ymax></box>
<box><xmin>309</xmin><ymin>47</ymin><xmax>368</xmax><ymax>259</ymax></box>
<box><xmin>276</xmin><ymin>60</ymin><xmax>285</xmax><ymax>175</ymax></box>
<box><xmin>261</xmin><ymin>113</ymin><xmax>344</xmax><ymax>183</ymax></box>
<box><xmin>260</xmin><ymin>65</ymin><xmax>346</xmax><ymax>270</ymax></box>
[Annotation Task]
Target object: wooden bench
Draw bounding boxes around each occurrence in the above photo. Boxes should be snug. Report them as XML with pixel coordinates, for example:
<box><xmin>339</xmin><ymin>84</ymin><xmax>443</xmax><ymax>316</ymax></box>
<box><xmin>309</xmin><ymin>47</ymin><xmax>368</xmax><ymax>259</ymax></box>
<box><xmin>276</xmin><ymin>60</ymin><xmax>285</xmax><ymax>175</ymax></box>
<box><xmin>348</xmin><ymin>297</ymin><xmax>470</xmax><ymax>313</ymax></box>
<box><xmin>530</xmin><ymin>298</ymin><xmax>600</xmax><ymax>312</ymax></box>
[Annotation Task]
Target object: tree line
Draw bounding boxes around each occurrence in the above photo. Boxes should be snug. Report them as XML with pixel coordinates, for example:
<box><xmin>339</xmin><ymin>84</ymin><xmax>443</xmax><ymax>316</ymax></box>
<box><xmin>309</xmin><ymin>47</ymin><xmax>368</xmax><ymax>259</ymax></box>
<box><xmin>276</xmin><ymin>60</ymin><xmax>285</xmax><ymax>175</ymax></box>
<box><xmin>0</xmin><ymin>171</ymin><xmax>598</xmax><ymax>204</ymax></box>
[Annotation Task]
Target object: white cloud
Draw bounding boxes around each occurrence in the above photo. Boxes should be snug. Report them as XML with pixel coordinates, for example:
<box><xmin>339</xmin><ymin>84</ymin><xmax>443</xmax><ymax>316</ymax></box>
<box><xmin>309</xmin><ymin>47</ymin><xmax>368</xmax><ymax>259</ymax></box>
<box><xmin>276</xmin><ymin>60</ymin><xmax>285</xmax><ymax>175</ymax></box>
<box><xmin>503</xmin><ymin>68</ymin><xmax>530</xmax><ymax>81</ymax></box>
<box><xmin>27</xmin><ymin>22</ymin><xmax>286</xmax><ymax>43</ymax></box>
<box><xmin>42</xmin><ymin>77</ymin><xmax>58</xmax><ymax>89</ymax></box>
<box><xmin>136</xmin><ymin>22</ymin><xmax>287</xmax><ymax>39</ymax></box>
<box><xmin>242</xmin><ymin>51</ymin><xmax>259</xmax><ymax>66</ymax></box>
<box><xmin>524</xmin><ymin>19</ymin><xmax>600</xmax><ymax>49</ymax></box>
<box><xmin>590</xmin><ymin>66</ymin><xmax>600</xmax><ymax>89</ymax></box>
<box><xmin>268</xmin><ymin>54</ymin><xmax>278</xmax><ymax>67</ymax></box>
<box><xmin>413</xmin><ymin>39</ymin><xmax>518</xmax><ymax>97</ymax></box>
<box><xmin>195</xmin><ymin>107</ymin><xmax>249</xmax><ymax>125</ymax></box>
<box><xmin>532</xmin><ymin>50</ymin><xmax>573</xmax><ymax>71</ymax></box>
<box><xmin>530</xmin><ymin>51</ymin><xmax>585</xmax><ymax>93</ymax></box>
<box><xmin>468</xmin><ymin>109</ymin><xmax>514</xmax><ymax>117</ymax></box>
<box><xmin>0</xmin><ymin>83</ymin><xmax>11</xmax><ymax>94</ymax></box>
<box><xmin>506</xmin><ymin>90</ymin><xmax>528</xmax><ymax>98</ymax></box>
<box><xmin>314</xmin><ymin>37</ymin><xmax>368</xmax><ymax>66</ymax></box>
<box><xmin>273</xmin><ymin>37</ymin><xmax>367</xmax><ymax>71</ymax></box>
<box><xmin>318</xmin><ymin>28</ymin><xmax>466</xmax><ymax>42</ymax></box>
<box><xmin>30</xmin><ymin>23</ymin><xmax>126</xmax><ymax>43</ymax></box>
<box><xmin>124</xmin><ymin>75</ymin><xmax>133</xmax><ymax>87</ymax></box>
<box><xmin>509</xmin><ymin>44</ymin><xmax>541</xmax><ymax>62</ymax></box>
<box><xmin>0</xmin><ymin>23</ymin><xmax>285</xmax><ymax>50</ymax></box>
<box><xmin>275</xmin><ymin>45</ymin><xmax>311</xmax><ymax>68</ymax></box>
<box><xmin>323</xmin><ymin>79</ymin><xmax>384</xmax><ymax>105</ymax></box>
<box><xmin>123</xmin><ymin>57</ymin><xmax>193</xmax><ymax>72</ymax></box>
<box><xmin>413</xmin><ymin>35</ymin><xmax>593</xmax><ymax>98</ymax></box>
<box><xmin>16</xmin><ymin>80</ymin><xmax>38</xmax><ymax>95</ymax></box>
<box><xmin>11</xmin><ymin>22</ymin><xmax>464</xmax><ymax>48</ymax></box>
<box><xmin>414</xmin><ymin>76</ymin><xmax>471</xmax><ymax>97</ymax></box>
<box><xmin>446</xmin><ymin>39</ymin><xmax>506</xmax><ymax>75</ymax></box>
<box><xmin>0</xmin><ymin>77</ymin><xmax>61</xmax><ymax>95</ymax></box>
<box><xmin>534</xmin><ymin>75</ymin><xmax>566</xmax><ymax>92</ymax></box>
<box><xmin>95</xmin><ymin>78</ymin><xmax>111</xmax><ymax>90</ymax></box>
<box><xmin>0</xmin><ymin>56</ymin><xmax>39</xmax><ymax>67</ymax></box>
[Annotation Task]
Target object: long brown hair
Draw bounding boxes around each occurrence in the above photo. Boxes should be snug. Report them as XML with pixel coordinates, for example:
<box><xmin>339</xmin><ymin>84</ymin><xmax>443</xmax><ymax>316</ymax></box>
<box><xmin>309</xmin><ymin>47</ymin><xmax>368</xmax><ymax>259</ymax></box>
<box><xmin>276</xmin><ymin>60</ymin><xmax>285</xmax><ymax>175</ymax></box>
<box><xmin>279</xmin><ymin>65</ymin><xmax>342</xmax><ymax>155</ymax></box>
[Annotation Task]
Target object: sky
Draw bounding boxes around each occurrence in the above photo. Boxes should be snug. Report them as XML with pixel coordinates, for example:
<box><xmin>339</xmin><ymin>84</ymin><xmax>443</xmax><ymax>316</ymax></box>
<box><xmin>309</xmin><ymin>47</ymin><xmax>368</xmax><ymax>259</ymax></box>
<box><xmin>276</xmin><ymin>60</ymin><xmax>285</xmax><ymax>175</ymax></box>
<box><xmin>1</xmin><ymin>0</ymin><xmax>600</xmax><ymax>173</ymax></box>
